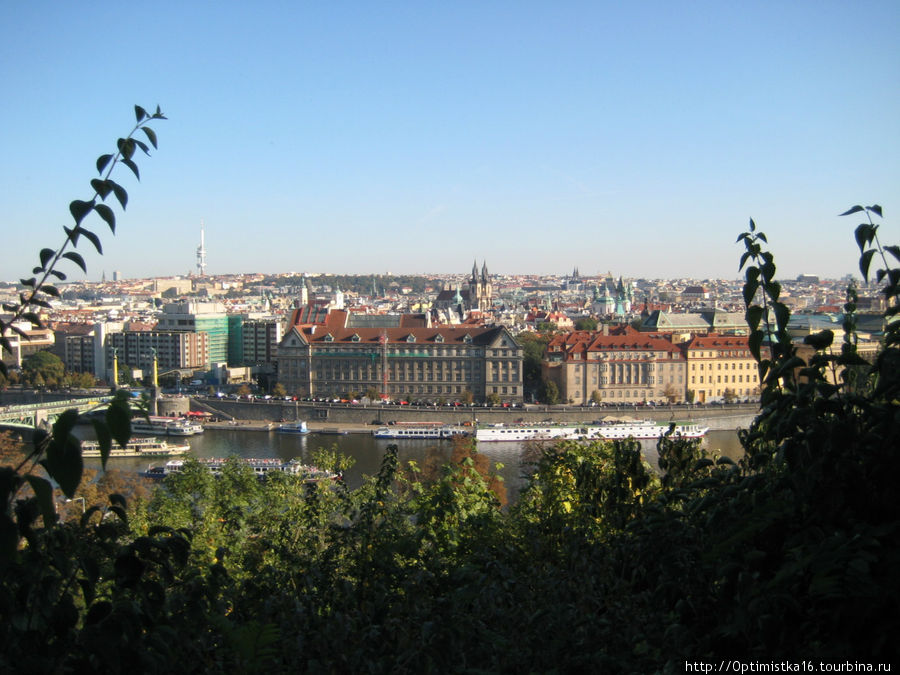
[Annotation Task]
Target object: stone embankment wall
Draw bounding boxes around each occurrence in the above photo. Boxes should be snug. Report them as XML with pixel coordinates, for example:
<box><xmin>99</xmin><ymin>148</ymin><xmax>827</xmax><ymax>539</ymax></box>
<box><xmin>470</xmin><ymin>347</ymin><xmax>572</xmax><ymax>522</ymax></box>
<box><xmin>190</xmin><ymin>399</ymin><xmax>758</xmax><ymax>432</ymax></box>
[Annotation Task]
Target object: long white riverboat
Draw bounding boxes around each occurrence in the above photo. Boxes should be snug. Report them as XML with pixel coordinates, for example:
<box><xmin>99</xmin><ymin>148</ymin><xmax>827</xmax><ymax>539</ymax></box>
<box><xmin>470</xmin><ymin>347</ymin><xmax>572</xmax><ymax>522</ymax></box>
<box><xmin>373</xmin><ymin>424</ymin><xmax>470</xmax><ymax>440</ymax></box>
<box><xmin>132</xmin><ymin>416</ymin><xmax>204</xmax><ymax>437</ymax></box>
<box><xmin>143</xmin><ymin>457</ymin><xmax>339</xmax><ymax>483</ymax></box>
<box><xmin>474</xmin><ymin>420</ymin><xmax>708</xmax><ymax>443</ymax></box>
<box><xmin>81</xmin><ymin>437</ymin><xmax>191</xmax><ymax>458</ymax></box>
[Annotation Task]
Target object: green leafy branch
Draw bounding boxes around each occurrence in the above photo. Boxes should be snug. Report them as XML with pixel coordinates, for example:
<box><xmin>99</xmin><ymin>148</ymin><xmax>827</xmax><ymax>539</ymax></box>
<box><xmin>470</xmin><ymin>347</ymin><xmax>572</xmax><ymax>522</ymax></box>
<box><xmin>736</xmin><ymin>220</ymin><xmax>793</xmax><ymax>394</ymax></box>
<box><xmin>1</xmin><ymin>106</ymin><xmax>165</xmax><ymax>561</ymax></box>
<box><xmin>841</xmin><ymin>204</ymin><xmax>900</xmax><ymax>398</ymax></box>
<box><xmin>0</xmin><ymin>105</ymin><xmax>166</xmax><ymax>379</ymax></box>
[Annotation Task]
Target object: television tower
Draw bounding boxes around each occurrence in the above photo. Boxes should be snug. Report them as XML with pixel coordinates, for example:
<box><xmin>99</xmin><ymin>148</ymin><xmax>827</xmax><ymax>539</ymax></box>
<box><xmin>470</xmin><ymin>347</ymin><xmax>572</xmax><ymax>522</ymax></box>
<box><xmin>196</xmin><ymin>221</ymin><xmax>207</xmax><ymax>276</ymax></box>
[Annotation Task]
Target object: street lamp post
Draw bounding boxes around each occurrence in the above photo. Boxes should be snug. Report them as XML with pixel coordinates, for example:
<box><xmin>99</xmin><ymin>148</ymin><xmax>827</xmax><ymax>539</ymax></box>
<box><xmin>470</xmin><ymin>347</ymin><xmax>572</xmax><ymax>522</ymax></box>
<box><xmin>66</xmin><ymin>497</ymin><xmax>85</xmax><ymax>514</ymax></box>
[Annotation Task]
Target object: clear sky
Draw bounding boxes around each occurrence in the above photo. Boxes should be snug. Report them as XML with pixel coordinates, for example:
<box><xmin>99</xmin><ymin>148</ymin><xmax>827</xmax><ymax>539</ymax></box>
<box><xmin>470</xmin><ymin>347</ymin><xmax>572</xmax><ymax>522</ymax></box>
<box><xmin>1</xmin><ymin>2</ymin><xmax>898</xmax><ymax>283</ymax></box>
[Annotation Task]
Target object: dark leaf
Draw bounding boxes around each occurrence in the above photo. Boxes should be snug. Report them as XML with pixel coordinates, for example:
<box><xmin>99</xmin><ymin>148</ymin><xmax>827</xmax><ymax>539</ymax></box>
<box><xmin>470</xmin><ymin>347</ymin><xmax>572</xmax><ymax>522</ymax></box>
<box><xmin>85</xmin><ymin>601</ymin><xmax>111</xmax><ymax>625</ymax></box>
<box><xmin>749</xmin><ymin>330</ymin><xmax>763</xmax><ymax>362</ymax></box>
<box><xmin>22</xmin><ymin>313</ymin><xmax>43</xmax><ymax>327</ymax></box>
<box><xmin>109</xmin><ymin>180</ymin><xmax>128</xmax><ymax>209</ymax></box>
<box><xmin>109</xmin><ymin>493</ymin><xmax>127</xmax><ymax>510</ymax></box>
<box><xmin>39</xmin><ymin>248</ymin><xmax>55</xmax><ymax>268</ymax></box>
<box><xmin>115</xmin><ymin>553</ymin><xmax>145</xmax><ymax>587</ymax></box>
<box><xmin>40</xmin><ymin>285</ymin><xmax>60</xmax><ymax>298</ymax></box>
<box><xmin>142</xmin><ymin>126</ymin><xmax>158</xmax><ymax>149</ymax></box>
<box><xmin>41</xmin><ymin>436</ymin><xmax>83</xmax><ymax>498</ymax></box>
<box><xmin>63</xmin><ymin>251</ymin><xmax>87</xmax><ymax>273</ymax></box>
<box><xmin>69</xmin><ymin>199</ymin><xmax>94</xmax><ymax>226</ymax></box>
<box><xmin>96</xmin><ymin>154</ymin><xmax>113</xmax><ymax>174</ymax></box>
<box><xmin>106</xmin><ymin>396</ymin><xmax>132</xmax><ymax>447</ymax></box>
<box><xmin>774</xmin><ymin>303</ymin><xmax>791</xmax><ymax>332</ymax></box>
<box><xmin>64</xmin><ymin>225</ymin><xmax>79</xmax><ymax>245</ymax></box>
<box><xmin>24</xmin><ymin>476</ymin><xmax>57</xmax><ymax>528</ymax></box>
<box><xmin>49</xmin><ymin>270</ymin><xmax>67</xmax><ymax>281</ymax></box>
<box><xmin>77</xmin><ymin>226</ymin><xmax>104</xmax><ymax>253</ymax></box>
<box><xmin>91</xmin><ymin>419</ymin><xmax>113</xmax><ymax>470</ymax></box>
<box><xmin>134</xmin><ymin>139</ymin><xmax>149</xmax><ymax>155</ymax></box>
<box><xmin>32</xmin><ymin>266</ymin><xmax>42</xmax><ymax>274</ymax></box>
<box><xmin>758</xmin><ymin>232</ymin><xmax>767</xmax><ymax>243</ymax></box>
<box><xmin>0</xmin><ymin>513</ymin><xmax>18</xmax><ymax>559</ymax></box>
<box><xmin>19</xmin><ymin>277</ymin><xmax>36</xmax><ymax>288</ymax></box>
<box><xmin>91</xmin><ymin>178</ymin><xmax>112</xmax><ymax>199</ymax></box>
<box><xmin>134</xmin><ymin>105</ymin><xmax>148</xmax><ymax>122</ymax></box>
<box><xmin>117</xmin><ymin>137</ymin><xmax>135</xmax><ymax>160</ymax></box>
<box><xmin>840</xmin><ymin>205</ymin><xmax>865</xmax><ymax>216</ymax></box>
<box><xmin>94</xmin><ymin>204</ymin><xmax>115</xmax><ymax>233</ymax></box>
<box><xmin>749</xmin><ymin>218</ymin><xmax>756</xmax><ymax>232</ymax></box>
<box><xmin>866</xmin><ymin>204</ymin><xmax>883</xmax><ymax>217</ymax></box>
<box><xmin>53</xmin><ymin>409</ymin><xmax>81</xmax><ymax>443</ymax></box>
<box><xmin>803</xmin><ymin>330</ymin><xmax>834</xmax><ymax>351</ymax></box>
<box><xmin>108</xmin><ymin>505</ymin><xmax>128</xmax><ymax>524</ymax></box>
<box><xmin>742</xmin><ymin>279</ymin><xmax>759</xmax><ymax>307</ymax></box>
<box><xmin>859</xmin><ymin>249</ymin><xmax>876</xmax><ymax>281</ymax></box>
<box><xmin>30</xmin><ymin>299</ymin><xmax>53</xmax><ymax>309</ymax></box>
<box><xmin>122</xmin><ymin>157</ymin><xmax>140</xmax><ymax>180</ymax></box>
<box><xmin>855</xmin><ymin>224</ymin><xmax>874</xmax><ymax>253</ymax></box>
<box><xmin>885</xmin><ymin>245</ymin><xmax>900</xmax><ymax>263</ymax></box>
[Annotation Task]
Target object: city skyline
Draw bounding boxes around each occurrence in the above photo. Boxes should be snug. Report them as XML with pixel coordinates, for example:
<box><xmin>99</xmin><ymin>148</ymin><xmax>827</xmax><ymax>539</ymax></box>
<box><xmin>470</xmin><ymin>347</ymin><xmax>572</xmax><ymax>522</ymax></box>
<box><xmin>2</xmin><ymin>3</ymin><xmax>898</xmax><ymax>283</ymax></box>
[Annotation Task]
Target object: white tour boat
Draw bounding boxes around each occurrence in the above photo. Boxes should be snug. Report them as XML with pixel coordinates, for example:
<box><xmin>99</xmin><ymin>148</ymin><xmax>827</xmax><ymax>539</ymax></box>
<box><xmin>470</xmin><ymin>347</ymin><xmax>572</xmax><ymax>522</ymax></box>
<box><xmin>373</xmin><ymin>424</ymin><xmax>471</xmax><ymax>440</ymax></box>
<box><xmin>81</xmin><ymin>436</ymin><xmax>191</xmax><ymax>458</ymax></box>
<box><xmin>131</xmin><ymin>416</ymin><xmax>204</xmax><ymax>437</ymax></box>
<box><xmin>143</xmin><ymin>457</ymin><xmax>339</xmax><ymax>483</ymax></box>
<box><xmin>474</xmin><ymin>420</ymin><xmax>708</xmax><ymax>443</ymax></box>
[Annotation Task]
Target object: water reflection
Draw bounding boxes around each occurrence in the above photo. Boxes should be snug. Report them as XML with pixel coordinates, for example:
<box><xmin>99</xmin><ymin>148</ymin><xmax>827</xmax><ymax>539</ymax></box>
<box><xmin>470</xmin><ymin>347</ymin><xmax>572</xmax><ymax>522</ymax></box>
<box><xmin>85</xmin><ymin>428</ymin><xmax>746</xmax><ymax>499</ymax></box>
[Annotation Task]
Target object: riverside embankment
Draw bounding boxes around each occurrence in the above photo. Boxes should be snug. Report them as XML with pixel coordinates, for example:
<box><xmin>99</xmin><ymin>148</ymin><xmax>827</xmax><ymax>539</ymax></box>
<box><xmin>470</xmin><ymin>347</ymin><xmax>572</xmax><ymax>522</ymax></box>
<box><xmin>189</xmin><ymin>397</ymin><xmax>758</xmax><ymax>432</ymax></box>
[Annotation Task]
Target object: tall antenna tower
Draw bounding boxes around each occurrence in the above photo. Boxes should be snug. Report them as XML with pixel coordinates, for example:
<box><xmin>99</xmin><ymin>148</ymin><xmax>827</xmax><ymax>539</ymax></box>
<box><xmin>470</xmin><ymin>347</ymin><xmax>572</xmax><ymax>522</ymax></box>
<box><xmin>196</xmin><ymin>220</ymin><xmax>207</xmax><ymax>276</ymax></box>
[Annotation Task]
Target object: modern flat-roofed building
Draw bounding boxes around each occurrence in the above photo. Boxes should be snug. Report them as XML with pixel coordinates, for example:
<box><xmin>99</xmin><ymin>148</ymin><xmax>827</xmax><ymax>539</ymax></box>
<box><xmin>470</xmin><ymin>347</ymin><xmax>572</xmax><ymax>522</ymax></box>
<box><xmin>156</xmin><ymin>301</ymin><xmax>228</xmax><ymax>367</ymax></box>
<box><xmin>107</xmin><ymin>330</ymin><xmax>209</xmax><ymax>374</ymax></box>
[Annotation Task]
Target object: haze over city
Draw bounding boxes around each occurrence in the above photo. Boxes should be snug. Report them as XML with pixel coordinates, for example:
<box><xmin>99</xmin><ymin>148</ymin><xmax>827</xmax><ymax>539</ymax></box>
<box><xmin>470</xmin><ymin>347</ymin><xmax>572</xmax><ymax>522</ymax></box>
<box><xmin>1</xmin><ymin>2</ymin><xmax>898</xmax><ymax>282</ymax></box>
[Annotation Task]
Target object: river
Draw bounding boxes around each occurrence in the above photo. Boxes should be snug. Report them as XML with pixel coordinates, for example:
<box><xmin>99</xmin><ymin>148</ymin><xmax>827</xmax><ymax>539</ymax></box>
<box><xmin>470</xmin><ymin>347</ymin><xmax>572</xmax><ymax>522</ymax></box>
<box><xmin>84</xmin><ymin>428</ymin><xmax>746</xmax><ymax>497</ymax></box>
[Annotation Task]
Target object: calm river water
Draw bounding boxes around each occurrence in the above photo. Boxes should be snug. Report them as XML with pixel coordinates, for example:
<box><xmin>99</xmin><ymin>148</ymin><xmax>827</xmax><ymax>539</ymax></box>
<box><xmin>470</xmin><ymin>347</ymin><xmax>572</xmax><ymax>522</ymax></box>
<box><xmin>85</xmin><ymin>429</ymin><xmax>745</xmax><ymax>496</ymax></box>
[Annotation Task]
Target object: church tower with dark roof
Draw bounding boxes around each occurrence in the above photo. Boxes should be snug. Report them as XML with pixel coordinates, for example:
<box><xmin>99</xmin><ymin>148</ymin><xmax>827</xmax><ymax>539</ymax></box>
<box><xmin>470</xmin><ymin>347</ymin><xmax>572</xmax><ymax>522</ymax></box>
<box><xmin>469</xmin><ymin>260</ymin><xmax>493</xmax><ymax>312</ymax></box>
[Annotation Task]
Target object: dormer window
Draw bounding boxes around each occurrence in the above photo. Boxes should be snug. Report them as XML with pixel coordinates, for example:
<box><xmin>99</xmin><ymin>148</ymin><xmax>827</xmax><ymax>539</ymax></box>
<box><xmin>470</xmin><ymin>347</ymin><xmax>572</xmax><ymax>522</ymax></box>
<box><xmin>351</xmin><ymin>334</ymin><xmax>361</xmax><ymax>342</ymax></box>
<box><xmin>406</xmin><ymin>334</ymin><xmax>416</xmax><ymax>343</ymax></box>
<box><xmin>324</xmin><ymin>334</ymin><xmax>334</xmax><ymax>342</ymax></box>
<box><xmin>463</xmin><ymin>334</ymin><xmax>473</xmax><ymax>344</ymax></box>
<box><xmin>435</xmin><ymin>334</ymin><xmax>444</xmax><ymax>343</ymax></box>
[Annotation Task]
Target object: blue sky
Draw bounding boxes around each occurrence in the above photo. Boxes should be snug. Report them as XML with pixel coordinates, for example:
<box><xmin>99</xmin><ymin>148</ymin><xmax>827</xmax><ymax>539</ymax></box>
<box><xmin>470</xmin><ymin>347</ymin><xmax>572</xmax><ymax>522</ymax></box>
<box><xmin>1</xmin><ymin>2</ymin><xmax>898</xmax><ymax>282</ymax></box>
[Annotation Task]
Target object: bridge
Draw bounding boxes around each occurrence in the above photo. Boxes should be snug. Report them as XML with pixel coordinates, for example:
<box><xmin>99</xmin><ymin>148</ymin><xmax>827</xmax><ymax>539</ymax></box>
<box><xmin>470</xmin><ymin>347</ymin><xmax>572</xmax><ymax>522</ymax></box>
<box><xmin>0</xmin><ymin>397</ymin><xmax>113</xmax><ymax>431</ymax></box>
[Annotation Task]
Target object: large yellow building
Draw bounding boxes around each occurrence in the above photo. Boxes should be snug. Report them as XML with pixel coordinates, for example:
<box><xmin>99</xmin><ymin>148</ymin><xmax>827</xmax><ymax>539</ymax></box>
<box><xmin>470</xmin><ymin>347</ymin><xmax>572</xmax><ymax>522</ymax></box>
<box><xmin>682</xmin><ymin>334</ymin><xmax>759</xmax><ymax>402</ymax></box>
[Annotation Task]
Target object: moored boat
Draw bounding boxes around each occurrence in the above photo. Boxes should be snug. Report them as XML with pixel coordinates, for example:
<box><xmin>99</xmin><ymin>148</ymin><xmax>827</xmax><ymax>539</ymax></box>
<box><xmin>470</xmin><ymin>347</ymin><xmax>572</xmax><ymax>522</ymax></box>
<box><xmin>132</xmin><ymin>416</ymin><xmax>203</xmax><ymax>437</ymax></box>
<box><xmin>142</xmin><ymin>457</ymin><xmax>339</xmax><ymax>483</ymax></box>
<box><xmin>474</xmin><ymin>420</ymin><xmax>708</xmax><ymax>443</ymax></box>
<box><xmin>81</xmin><ymin>436</ymin><xmax>191</xmax><ymax>458</ymax></box>
<box><xmin>373</xmin><ymin>424</ymin><xmax>471</xmax><ymax>440</ymax></box>
<box><xmin>276</xmin><ymin>420</ymin><xmax>310</xmax><ymax>434</ymax></box>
